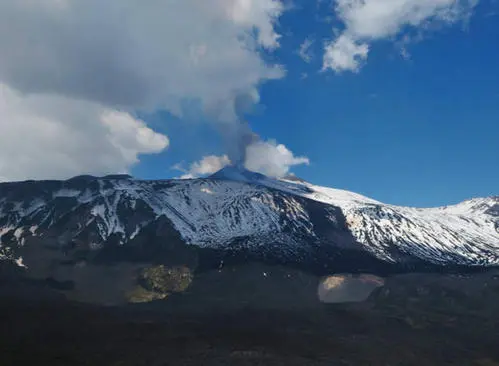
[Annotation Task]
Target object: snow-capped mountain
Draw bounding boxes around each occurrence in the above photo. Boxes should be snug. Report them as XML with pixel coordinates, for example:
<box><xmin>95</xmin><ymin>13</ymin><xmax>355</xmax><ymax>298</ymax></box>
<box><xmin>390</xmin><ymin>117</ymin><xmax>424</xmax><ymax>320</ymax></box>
<box><xmin>210</xmin><ymin>166</ymin><xmax>499</xmax><ymax>266</ymax></box>
<box><xmin>0</xmin><ymin>166</ymin><xmax>498</xmax><ymax>275</ymax></box>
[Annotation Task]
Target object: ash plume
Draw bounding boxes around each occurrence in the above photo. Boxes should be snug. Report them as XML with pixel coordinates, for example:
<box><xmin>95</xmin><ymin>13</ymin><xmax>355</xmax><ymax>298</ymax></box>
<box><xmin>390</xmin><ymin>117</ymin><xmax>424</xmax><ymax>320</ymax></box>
<box><xmin>226</xmin><ymin>92</ymin><xmax>262</xmax><ymax>167</ymax></box>
<box><xmin>226</xmin><ymin>122</ymin><xmax>259</xmax><ymax>168</ymax></box>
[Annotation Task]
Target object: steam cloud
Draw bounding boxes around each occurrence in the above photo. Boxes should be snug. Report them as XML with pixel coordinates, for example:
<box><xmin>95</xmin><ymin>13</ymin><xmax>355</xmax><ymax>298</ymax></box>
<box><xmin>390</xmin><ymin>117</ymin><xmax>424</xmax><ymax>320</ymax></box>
<box><xmin>175</xmin><ymin>139</ymin><xmax>309</xmax><ymax>179</ymax></box>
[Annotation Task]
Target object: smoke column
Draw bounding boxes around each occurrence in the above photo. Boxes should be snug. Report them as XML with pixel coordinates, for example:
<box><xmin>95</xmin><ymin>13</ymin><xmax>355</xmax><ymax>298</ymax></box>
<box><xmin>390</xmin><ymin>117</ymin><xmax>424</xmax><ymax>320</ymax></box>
<box><xmin>225</xmin><ymin>92</ymin><xmax>261</xmax><ymax>167</ymax></box>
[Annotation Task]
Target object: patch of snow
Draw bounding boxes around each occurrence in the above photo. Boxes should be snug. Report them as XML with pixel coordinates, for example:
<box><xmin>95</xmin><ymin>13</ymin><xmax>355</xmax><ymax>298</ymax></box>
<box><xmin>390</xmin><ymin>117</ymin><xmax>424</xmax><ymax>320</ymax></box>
<box><xmin>78</xmin><ymin>189</ymin><xmax>95</xmax><ymax>204</ymax></box>
<box><xmin>91</xmin><ymin>204</ymin><xmax>107</xmax><ymax>221</ymax></box>
<box><xmin>24</xmin><ymin>199</ymin><xmax>47</xmax><ymax>216</ymax></box>
<box><xmin>201</xmin><ymin>187</ymin><xmax>214</xmax><ymax>195</ymax></box>
<box><xmin>0</xmin><ymin>227</ymin><xmax>13</xmax><ymax>244</ymax></box>
<box><xmin>89</xmin><ymin>242</ymin><xmax>103</xmax><ymax>251</ymax></box>
<box><xmin>130</xmin><ymin>226</ymin><xmax>141</xmax><ymax>240</ymax></box>
<box><xmin>13</xmin><ymin>227</ymin><xmax>24</xmax><ymax>241</ymax></box>
<box><xmin>15</xmin><ymin>256</ymin><xmax>27</xmax><ymax>269</ymax></box>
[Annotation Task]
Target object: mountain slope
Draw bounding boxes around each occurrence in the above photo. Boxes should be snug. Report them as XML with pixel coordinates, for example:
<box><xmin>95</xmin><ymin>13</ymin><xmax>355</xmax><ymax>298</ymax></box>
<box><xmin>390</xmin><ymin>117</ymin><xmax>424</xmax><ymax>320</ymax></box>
<box><xmin>0</xmin><ymin>168</ymin><xmax>498</xmax><ymax>275</ymax></box>
<box><xmin>210</xmin><ymin>166</ymin><xmax>499</xmax><ymax>265</ymax></box>
<box><xmin>297</xmin><ymin>183</ymin><xmax>498</xmax><ymax>265</ymax></box>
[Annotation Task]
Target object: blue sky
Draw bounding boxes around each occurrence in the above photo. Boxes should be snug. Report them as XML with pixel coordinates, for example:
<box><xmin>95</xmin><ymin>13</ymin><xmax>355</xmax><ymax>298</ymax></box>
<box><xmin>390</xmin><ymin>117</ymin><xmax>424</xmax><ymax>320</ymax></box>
<box><xmin>0</xmin><ymin>0</ymin><xmax>497</xmax><ymax>207</ymax></box>
<box><xmin>133</xmin><ymin>1</ymin><xmax>499</xmax><ymax>207</ymax></box>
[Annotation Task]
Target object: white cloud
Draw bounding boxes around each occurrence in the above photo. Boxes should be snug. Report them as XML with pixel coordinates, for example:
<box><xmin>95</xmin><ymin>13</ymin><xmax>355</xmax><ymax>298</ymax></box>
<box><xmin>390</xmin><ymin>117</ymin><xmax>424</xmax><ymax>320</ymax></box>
<box><xmin>0</xmin><ymin>0</ymin><xmax>285</xmax><ymax>121</ymax></box>
<box><xmin>0</xmin><ymin>0</ymin><xmax>287</xmax><ymax>181</ymax></box>
<box><xmin>323</xmin><ymin>34</ymin><xmax>369</xmax><ymax>72</ymax></box>
<box><xmin>245</xmin><ymin>140</ymin><xmax>310</xmax><ymax>177</ymax></box>
<box><xmin>0</xmin><ymin>83</ymin><xmax>168</xmax><ymax>182</ymax></box>
<box><xmin>176</xmin><ymin>155</ymin><xmax>231</xmax><ymax>180</ymax></box>
<box><xmin>298</xmin><ymin>38</ymin><xmax>315</xmax><ymax>63</ymax></box>
<box><xmin>323</xmin><ymin>0</ymin><xmax>478</xmax><ymax>72</ymax></box>
<box><xmin>101</xmin><ymin>111</ymin><xmax>170</xmax><ymax>165</ymax></box>
<box><xmin>177</xmin><ymin>139</ymin><xmax>309</xmax><ymax>179</ymax></box>
<box><xmin>229</xmin><ymin>0</ymin><xmax>284</xmax><ymax>49</ymax></box>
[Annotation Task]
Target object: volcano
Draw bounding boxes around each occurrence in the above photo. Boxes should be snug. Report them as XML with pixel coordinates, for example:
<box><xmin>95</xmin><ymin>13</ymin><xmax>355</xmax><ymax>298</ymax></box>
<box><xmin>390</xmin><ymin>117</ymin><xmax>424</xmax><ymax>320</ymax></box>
<box><xmin>0</xmin><ymin>168</ymin><xmax>497</xmax><ymax>303</ymax></box>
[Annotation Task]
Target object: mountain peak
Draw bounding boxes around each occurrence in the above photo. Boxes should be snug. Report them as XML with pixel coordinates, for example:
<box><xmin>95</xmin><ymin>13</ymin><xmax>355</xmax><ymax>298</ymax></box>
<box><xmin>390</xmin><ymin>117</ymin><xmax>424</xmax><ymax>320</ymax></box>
<box><xmin>209</xmin><ymin>165</ymin><xmax>267</xmax><ymax>184</ymax></box>
<box><xmin>282</xmin><ymin>174</ymin><xmax>308</xmax><ymax>184</ymax></box>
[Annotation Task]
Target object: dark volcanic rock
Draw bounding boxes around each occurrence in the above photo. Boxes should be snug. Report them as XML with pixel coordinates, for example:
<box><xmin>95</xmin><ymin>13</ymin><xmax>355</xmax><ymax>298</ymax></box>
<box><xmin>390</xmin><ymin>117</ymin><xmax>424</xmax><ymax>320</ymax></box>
<box><xmin>2</xmin><ymin>267</ymin><xmax>499</xmax><ymax>365</ymax></box>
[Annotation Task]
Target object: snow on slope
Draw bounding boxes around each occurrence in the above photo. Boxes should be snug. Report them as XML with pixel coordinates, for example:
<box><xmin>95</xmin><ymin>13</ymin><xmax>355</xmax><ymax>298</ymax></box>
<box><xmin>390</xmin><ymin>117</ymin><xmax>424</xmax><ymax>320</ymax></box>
<box><xmin>209</xmin><ymin>166</ymin><xmax>499</xmax><ymax>265</ymax></box>
<box><xmin>84</xmin><ymin>178</ymin><xmax>313</xmax><ymax>247</ymax></box>
<box><xmin>0</xmin><ymin>177</ymin><xmax>316</xmax><ymax>262</ymax></box>
<box><xmin>140</xmin><ymin>179</ymin><xmax>315</xmax><ymax>247</ymax></box>
<box><xmin>0</xmin><ymin>168</ymin><xmax>498</xmax><ymax>267</ymax></box>
<box><xmin>277</xmin><ymin>179</ymin><xmax>499</xmax><ymax>265</ymax></box>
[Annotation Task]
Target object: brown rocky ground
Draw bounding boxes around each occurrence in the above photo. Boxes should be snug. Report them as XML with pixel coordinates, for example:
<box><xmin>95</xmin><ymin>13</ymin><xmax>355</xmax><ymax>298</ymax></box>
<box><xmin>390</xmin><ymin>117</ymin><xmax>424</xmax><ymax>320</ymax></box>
<box><xmin>1</xmin><ymin>265</ymin><xmax>499</xmax><ymax>366</ymax></box>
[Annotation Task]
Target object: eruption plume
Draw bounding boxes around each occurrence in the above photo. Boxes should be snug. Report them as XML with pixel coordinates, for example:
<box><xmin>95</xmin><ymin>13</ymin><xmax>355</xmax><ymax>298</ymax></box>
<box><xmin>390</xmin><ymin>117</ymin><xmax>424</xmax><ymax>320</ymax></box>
<box><xmin>216</xmin><ymin>90</ymin><xmax>262</xmax><ymax>168</ymax></box>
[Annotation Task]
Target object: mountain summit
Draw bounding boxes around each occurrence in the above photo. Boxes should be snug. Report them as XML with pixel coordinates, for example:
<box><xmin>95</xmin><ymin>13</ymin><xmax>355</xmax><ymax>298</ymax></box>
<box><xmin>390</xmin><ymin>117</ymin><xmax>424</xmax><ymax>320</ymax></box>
<box><xmin>209</xmin><ymin>165</ymin><xmax>268</xmax><ymax>184</ymax></box>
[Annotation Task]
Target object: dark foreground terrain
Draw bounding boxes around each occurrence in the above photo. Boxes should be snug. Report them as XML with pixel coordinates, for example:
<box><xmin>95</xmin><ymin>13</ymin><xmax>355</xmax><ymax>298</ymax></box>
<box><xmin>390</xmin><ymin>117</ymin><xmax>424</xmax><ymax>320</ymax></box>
<box><xmin>2</xmin><ymin>266</ymin><xmax>499</xmax><ymax>366</ymax></box>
